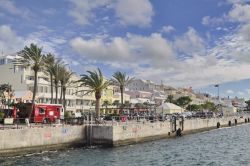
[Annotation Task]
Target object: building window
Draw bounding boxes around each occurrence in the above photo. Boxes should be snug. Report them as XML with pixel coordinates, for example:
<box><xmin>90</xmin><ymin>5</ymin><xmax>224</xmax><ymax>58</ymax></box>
<box><xmin>39</xmin><ymin>107</ymin><xmax>45</xmax><ymax>114</ymax></box>
<box><xmin>39</xmin><ymin>86</ymin><xmax>43</xmax><ymax>92</ymax></box>
<box><xmin>45</xmin><ymin>87</ymin><xmax>48</xmax><ymax>93</ymax></box>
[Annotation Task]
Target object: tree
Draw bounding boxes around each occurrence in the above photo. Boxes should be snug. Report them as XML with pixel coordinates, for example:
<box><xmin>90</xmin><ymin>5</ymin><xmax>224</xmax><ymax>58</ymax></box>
<box><xmin>111</xmin><ymin>71</ymin><xmax>134</xmax><ymax>108</ymax></box>
<box><xmin>201</xmin><ymin>101</ymin><xmax>218</xmax><ymax>112</ymax></box>
<box><xmin>44</xmin><ymin>53</ymin><xmax>56</xmax><ymax>104</ymax></box>
<box><xmin>51</xmin><ymin>60</ymin><xmax>64</xmax><ymax>104</ymax></box>
<box><xmin>58</xmin><ymin>66</ymin><xmax>74</xmax><ymax>111</ymax></box>
<box><xmin>0</xmin><ymin>84</ymin><xmax>13</xmax><ymax>109</ymax></box>
<box><xmin>143</xmin><ymin>102</ymin><xmax>150</xmax><ymax>109</ymax></box>
<box><xmin>112</xmin><ymin>100</ymin><xmax>121</xmax><ymax>108</ymax></box>
<box><xmin>102</xmin><ymin>100</ymin><xmax>111</xmax><ymax>109</ymax></box>
<box><xmin>18</xmin><ymin>43</ymin><xmax>45</xmax><ymax>118</ymax></box>
<box><xmin>78</xmin><ymin>68</ymin><xmax>110</xmax><ymax>119</ymax></box>
<box><xmin>175</xmin><ymin>96</ymin><xmax>192</xmax><ymax>108</ymax></box>
<box><xmin>124</xmin><ymin>101</ymin><xmax>132</xmax><ymax>108</ymax></box>
<box><xmin>165</xmin><ymin>95</ymin><xmax>174</xmax><ymax>103</ymax></box>
<box><xmin>186</xmin><ymin>104</ymin><xmax>202</xmax><ymax>112</ymax></box>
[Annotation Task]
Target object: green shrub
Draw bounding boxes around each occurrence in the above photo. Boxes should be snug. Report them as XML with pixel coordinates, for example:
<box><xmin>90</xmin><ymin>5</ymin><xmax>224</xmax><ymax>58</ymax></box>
<box><xmin>64</xmin><ymin>111</ymin><xmax>71</xmax><ymax>118</ymax></box>
<box><xmin>0</xmin><ymin>111</ymin><xmax>4</xmax><ymax>123</ymax></box>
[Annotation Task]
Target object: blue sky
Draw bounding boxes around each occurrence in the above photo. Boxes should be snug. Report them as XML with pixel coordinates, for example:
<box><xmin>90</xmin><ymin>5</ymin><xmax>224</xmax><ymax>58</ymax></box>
<box><xmin>0</xmin><ymin>0</ymin><xmax>250</xmax><ymax>99</ymax></box>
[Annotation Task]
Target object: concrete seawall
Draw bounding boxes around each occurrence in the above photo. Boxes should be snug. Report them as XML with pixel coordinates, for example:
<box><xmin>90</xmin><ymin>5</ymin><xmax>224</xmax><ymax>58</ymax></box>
<box><xmin>91</xmin><ymin>116</ymin><xmax>250</xmax><ymax>146</ymax></box>
<box><xmin>0</xmin><ymin>116</ymin><xmax>249</xmax><ymax>156</ymax></box>
<box><xmin>0</xmin><ymin>125</ymin><xmax>86</xmax><ymax>156</ymax></box>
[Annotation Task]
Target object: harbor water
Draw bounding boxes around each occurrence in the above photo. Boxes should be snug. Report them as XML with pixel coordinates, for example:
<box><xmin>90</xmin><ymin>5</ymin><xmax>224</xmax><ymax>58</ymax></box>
<box><xmin>1</xmin><ymin>123</ymin><xmax>250</xmax><ymax>166</ymax></box>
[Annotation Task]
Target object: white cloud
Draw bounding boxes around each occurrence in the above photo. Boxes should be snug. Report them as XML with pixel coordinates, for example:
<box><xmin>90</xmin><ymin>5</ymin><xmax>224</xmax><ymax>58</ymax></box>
<box><xmin>25</xmin><ymin>30</ymin><xmax>67</xmax><ymax>55</ymax></box>
<box><xmin>0</xmin><ymin>0</ymin><xmax>30</xmax><ymax>19</ymax></box>
<box><xmin>68</xmin><ymin>0</ymin><xmax>154</xmax><ymax>27</ymax></box>
<box><xmin>70</xmin><ymin>33</ymin><xmax>174</xmax><ymax>67</ymax></box>
<box><xmin>69</xmin><ymin>36</ymin><xmax>130</xmax><ymax>61</ymax></box>
<box><xmin>160</xmin><ymin>25</ymin><xmax>175</xmax><ymax>33</ymax></box>
<box><xmin>173</xmin><ymin>27</ymin><xmax>205</xmax><ymax>55</ymax></box>
<box><xmin>0</xmin><ymin>25</ymin><xmax>24</xmax><ymax>53</ymax></box>
<box><xmin>202</xmin><ymin>16</ymin><xmax>226</xmax><ymax>27</ymax></box>
<box><xmin>237</xmin><ymin>91</ymin><xmax>245</xmax><ymax>96</ymax></box>
<box><xmin>114</xmin><ymin>0</ymin><xmax>154</xmax><ymax>27</ymax></box>
<box><xmin>202</xmin><ymin>3</ymin><xmax>250</xmax><ymax>27</ymax></box>
<box><xmin>69</xmin><ymin>23</ymin><xmax>250</xmax><ymax>88</ymax></box>
<box><xmin>245</xmin><ymin>89</ymin><xmax>250</xmax><ymax>94</ymax></box>
<box><xmin>239</xmin><ymin>23</ymin><xmax>250</xmax><ymax>41</ymax></box>
<box><xmin>226</xmin><ymin>0</ymin><xmax>250</xmax><ymax>4</ymax></box>
<box><xmin>226</xmin><ymin>89</ymin><xmax>234</xmax><ymax>94</ymax></box>
<box><xmin>0</xmin><ymin>0</ymin><xmax>23</xmax><ymax>15</ymax></box>
<box><xmin>228</xmin><ymin>4</ymin><xmax>250</xmax><ymax>23</ymax></box>
<box><xmin>68</xmin><ymin>0</ymin><xmax>111</xmax><ymax>26</ymax></box>
<box><xmin>0</xmin><ymin>25</ymin><xmax>66</xmax><ymax>56</ymax></box>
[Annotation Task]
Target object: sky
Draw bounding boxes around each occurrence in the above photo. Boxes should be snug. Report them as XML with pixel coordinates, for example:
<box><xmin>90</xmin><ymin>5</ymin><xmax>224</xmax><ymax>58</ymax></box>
<box><xmin>0</xmin><ymin>0</ymin><xmax>250</xmax><ymax>99</ymax></box>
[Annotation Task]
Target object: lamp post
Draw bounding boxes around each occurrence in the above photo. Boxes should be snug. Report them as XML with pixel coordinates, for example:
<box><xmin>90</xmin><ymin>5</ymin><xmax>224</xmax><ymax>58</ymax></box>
<box><xmin>214</xmin><ymin>84</ymin><xmax>221</xmax><ymax>112</ymax></box>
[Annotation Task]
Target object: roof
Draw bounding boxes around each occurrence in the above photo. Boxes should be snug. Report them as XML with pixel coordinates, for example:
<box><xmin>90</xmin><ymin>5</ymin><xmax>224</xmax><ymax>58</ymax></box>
<box><xmin>130</xmin><ymin>98</ymin><xmax>154</xmax><ymax>104</ymax></box>
<box><xmin>160</xmin><ymin>102</ymin><xmax>182</xmax><ymax>110</ymax></box>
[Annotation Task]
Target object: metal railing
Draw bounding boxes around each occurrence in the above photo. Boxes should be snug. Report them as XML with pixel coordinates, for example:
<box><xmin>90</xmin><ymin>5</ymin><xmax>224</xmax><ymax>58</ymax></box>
<box><xmin>0</xmin><ymin>117</ymin><xmax>87</xmax><ymax>130</ymax></box>
<box><xmin>0</xmin><ymin>112</ymin><xmax>249</xmax><ymax>130</ymax></box>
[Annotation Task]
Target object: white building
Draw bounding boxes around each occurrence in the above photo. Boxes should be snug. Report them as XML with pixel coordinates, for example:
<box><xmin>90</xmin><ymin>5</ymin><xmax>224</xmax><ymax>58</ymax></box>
<box><xmin>0</xmin><ymin>53</ymin><xmax>96</xmax><ymax>114</ymax></box>
<box><xmin>127</xmin><ymin>79</ymin><xmax>154</xmax><ymax>91</ymax></box>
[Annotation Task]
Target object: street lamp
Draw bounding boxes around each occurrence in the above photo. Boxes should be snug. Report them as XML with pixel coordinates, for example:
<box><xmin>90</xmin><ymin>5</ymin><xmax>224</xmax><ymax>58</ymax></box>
<box><xmin>214</xmin><ymin>84</ymin><xmax>221</xmax><ymax>112</ymax></box>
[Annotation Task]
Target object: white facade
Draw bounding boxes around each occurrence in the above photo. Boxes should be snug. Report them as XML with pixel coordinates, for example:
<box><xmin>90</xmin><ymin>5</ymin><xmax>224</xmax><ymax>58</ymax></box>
<box><xmin>0</xmin><ymin>54</ymin><xmax>95</xmax><ymax>114</ymax></box>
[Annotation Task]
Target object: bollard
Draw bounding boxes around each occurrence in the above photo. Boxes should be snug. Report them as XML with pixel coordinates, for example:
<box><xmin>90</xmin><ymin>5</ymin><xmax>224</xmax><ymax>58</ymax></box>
<box><xmin>235</xmin><ymin>119</ymin><xmax>237</xmax><ymax>125</ymax></box>
<box><xmin>248</xmin><ymin>118</ymin><xmax>250</xmax><ymax>123</ymax></box>
<box><xmin>245</xmin><ymin>119</ymin><xmax>247</xmax><ymax>123</ymax></box>
<box><xmin>228</xmin><ymin>121</ymin><xmax>231</xmax><ymax>126</ymax></box>
<box><xmin>217</xmin><ymin>122</ymin><xmax>220</xmax><ymax>128</ymax></box>
<box><xmin>176</xmin><ymin>128</ymin><xmax>182</xmax><ymax>137</ymax></box>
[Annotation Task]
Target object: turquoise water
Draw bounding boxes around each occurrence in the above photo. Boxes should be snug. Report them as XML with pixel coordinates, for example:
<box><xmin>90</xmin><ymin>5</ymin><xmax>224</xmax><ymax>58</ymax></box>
<box><xmin>1</xmin><ymin>124</ymin><xmax>250</xmax><ymax>166</ymax></box>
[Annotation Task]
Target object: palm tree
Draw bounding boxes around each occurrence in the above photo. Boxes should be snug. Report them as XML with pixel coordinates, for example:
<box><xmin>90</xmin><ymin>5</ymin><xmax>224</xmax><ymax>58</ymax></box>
<box><xmin>44</xmin><ymin>53</ymin><xmax>56</xmax><ymax>104</ymax></box>
<box><xmin>58</xmin><ymin>66</ymin><xmax>74</xmax><ymax>110</ymax></box>
<box><xmin>58</xmin><ymin>65</ymin><xmax>65</xmax><ymax>104</ymax></box>
<box><xmin>51</xmin><ymin>60</ymin><xmax>64</xmax><ymax>104</ymax></box>
<box><xmin>78</xmin><ymin>68</ymin><xmax>110</xmax><ymax>119</ymax></box>
<box><xmin>111</xmin><ymin>71</ymin><xmax>134</xmax><ymax>108</ymax></box>
<box><xmin>18</xmin><ymin>43</ymin><xmax>45</xmax><ymax>117</ymax></box>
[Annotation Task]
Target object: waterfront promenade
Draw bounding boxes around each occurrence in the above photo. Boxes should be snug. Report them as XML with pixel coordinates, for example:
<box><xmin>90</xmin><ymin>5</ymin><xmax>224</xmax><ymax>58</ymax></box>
<box><xmin>0</xmin><ymin>115</ymin><xmax>249</xmax><ymax>156</ymax></box>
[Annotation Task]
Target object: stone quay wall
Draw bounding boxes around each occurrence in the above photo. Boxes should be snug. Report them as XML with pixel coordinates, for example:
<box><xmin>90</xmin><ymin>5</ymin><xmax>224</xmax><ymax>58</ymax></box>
<box><xmin>0</xmin><ymin>116</ymin><xmax>249</xmax><ymax>156</ymax></box>
<box><xmin>0</xmin><ymin>125</ymin><xmax>86</xmax><ymax>156</ymax></box>
<box><xmin>91</xmin><ymin>116</ymin><xmax>250</xmax><ymax>146</ymax></box>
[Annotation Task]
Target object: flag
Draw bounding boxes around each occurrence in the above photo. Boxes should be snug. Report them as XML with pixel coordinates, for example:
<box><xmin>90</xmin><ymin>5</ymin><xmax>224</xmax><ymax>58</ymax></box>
<box><xmin>214</xmin><ymin>84</ymin><xmax>219</xmax><ymax>87</ymax></box>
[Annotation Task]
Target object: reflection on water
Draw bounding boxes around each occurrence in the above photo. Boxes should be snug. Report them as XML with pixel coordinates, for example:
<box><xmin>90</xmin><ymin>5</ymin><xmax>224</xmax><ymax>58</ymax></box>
<box><xmin>1</xmin><ymin>124</ymin><xmax>250</xmax><ymax>166</ymax></box>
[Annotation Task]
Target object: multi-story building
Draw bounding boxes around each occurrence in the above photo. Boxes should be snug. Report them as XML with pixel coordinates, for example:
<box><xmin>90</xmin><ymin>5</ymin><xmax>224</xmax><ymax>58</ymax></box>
<box><xmin>0</xmin><ymin>53</ymin><xmax>115</xmax><ymax>114</ymax></box>
<box><xmin>127</xmin><ymin>79</ymin><xmax>159</xmax><ymax>91</ymax></box>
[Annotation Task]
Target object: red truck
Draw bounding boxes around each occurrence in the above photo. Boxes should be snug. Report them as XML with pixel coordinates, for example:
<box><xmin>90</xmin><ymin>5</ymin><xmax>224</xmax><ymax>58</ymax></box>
<box><xmin>14</xmin><ymin>103</ymin><xmax>64</xmax><ymax>123</ymax></box>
